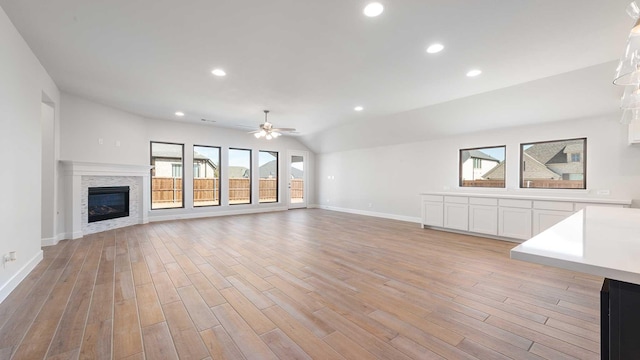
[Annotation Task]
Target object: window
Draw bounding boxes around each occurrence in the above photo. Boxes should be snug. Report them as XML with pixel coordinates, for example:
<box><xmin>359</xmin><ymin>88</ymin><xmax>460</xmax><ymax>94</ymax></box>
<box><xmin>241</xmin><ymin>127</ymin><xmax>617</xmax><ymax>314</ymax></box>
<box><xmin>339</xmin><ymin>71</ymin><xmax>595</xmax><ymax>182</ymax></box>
<box><xmin>228</xmin><ymin>148</ymin><xmax>251</xmax><ymax>205</ymax></box>
<box><xmin>459</xmin><ymin>146</ymin><xmax>505</xmax><ymax>188</ymax></box>
<box><xmin>193</xmin><ymin>145</ymin><xmax>220</xmax><ymax>207</ymax></box>
<box><xmin>520</xmin><ymin>137</ymin><xmax>586</xmax><ymax>189</ymax></box>
<box><xmin>259</xmin><ymin>151</ymin><xmax>278</xmax><ymax>203</ymax></box>
<box><xmin>151</xmin><ymin>142</ymin><xmax>184</xmax><ymax>209</ymax></box>
<box><xmin>172</xmin><ymin>164</ymin><xmax>182</xmax><ymax>178</ymax></box>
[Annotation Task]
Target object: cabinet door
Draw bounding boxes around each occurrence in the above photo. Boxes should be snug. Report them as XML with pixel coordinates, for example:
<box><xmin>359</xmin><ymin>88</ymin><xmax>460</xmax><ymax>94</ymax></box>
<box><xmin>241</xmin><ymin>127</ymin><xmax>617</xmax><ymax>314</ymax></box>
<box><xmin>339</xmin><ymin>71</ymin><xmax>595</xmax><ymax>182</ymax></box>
<box><xmin>422</xmin><ymin>202</ymin><xmax>443</xmax><ymax>227</ymax></box>
<box><xmin>444</xmin><ymin>203</ymin><xmax>469</xmax><ymax>231</ymax></box>
<box><xmin>630</xmin><ymin>121</ymin><xmax>640</xmax><ymax>144</ymax></box>
<box><xmin>532</xmin><ymin>209</ymin><xmax>572</xmax><ymax>235</ymax></box>
<box><xmin>469</xmin><ymin>205</ymin><xmax>498</xmax><ymax>235</ymax></box>
<box><xmin>498</xmin><ymin>207</ymin><xmax>532</xmax><ymax>240</ymax></box>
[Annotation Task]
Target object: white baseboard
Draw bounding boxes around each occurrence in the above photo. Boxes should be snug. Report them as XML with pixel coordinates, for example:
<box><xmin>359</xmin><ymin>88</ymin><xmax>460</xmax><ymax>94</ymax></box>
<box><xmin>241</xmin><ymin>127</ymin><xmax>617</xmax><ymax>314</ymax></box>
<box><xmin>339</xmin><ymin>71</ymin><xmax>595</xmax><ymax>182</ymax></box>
<box><xmin>0</xmin><ymin>250</ymin><xmax>43</xmax><ymax>304</ymax></box>
<box><xmin>41</xmin><ymin>236</ymin><xmax>57</xmax><ymax>247</ymax></box>
<box><xmin>149</xmin><ymin>206</ymin><xmax>289</xmax><ymax>223</ymax></box>
<box><xmin>68</xmin><ymin>231</ymin><xmax>83</xmax><ymax>240</ymax></box>
<box><xmin>41</xmin><ymin>233</ymin><xmax>67</xmax><ymax>247</ymax></box>
<box><xmin>316</xmin><ymin>205</ymin><xmax>421</xmax><ymax>224</ymax></box>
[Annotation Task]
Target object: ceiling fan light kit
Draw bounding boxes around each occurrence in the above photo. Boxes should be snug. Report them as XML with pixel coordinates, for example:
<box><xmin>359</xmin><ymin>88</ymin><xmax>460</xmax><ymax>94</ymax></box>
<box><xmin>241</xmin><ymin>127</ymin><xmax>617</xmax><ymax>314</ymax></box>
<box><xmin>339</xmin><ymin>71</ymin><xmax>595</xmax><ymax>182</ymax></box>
<box><xmin>251</xmin><ymin>110</ymin><xmax>295</xmax><ymax>140</ymax></box>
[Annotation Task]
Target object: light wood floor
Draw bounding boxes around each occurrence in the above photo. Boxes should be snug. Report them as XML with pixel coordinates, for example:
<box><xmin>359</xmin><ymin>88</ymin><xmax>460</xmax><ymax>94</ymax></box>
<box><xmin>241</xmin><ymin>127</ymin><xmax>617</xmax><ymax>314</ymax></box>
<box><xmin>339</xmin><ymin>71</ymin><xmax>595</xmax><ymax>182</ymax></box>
<box><xmin>0</xmin><ymin>209</ymin><xmax>602</xmax><ymax>359</ymax></box>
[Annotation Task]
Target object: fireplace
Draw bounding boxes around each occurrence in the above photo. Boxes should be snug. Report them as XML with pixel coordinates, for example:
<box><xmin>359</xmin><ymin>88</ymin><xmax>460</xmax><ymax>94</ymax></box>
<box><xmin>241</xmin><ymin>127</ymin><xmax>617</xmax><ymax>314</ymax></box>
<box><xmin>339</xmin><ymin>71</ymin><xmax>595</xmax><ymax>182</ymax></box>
<box><xmin>88</xmin><ymin>186</ymin><xmax>130</xmax><ymax>223</ymax></box>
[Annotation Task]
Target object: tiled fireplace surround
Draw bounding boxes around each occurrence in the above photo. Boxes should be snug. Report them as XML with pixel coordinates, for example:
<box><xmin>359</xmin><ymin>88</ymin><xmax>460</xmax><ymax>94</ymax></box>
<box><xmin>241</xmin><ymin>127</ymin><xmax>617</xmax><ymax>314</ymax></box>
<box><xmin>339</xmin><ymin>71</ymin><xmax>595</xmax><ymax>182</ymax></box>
<box><xmin>61</xmin><ymin>161</ymin><xmax>151</xmax><ymax>240</ymax></box>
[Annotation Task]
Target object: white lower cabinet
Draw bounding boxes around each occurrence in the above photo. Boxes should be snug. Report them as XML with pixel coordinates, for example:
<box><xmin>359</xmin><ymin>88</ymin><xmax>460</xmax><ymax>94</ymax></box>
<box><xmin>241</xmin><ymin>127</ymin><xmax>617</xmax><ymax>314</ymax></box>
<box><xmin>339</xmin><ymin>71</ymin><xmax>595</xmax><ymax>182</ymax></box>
<box><xmin>422</xmin><ymin>201</ymin><xmax>444</xmax><ymax>227</ymax></box>
<box><xmin>443</xmin><ymin>203</ymin><xmax>469</xmax><ymax>231</ymax></box>
<box><xmin>469</xmin><ymin>205</ymin><xmax>498</xmax><ymax>235</ymax></box>
<box><xmin>421</xmin><ymin>193</ymin><xmax>629</xmax><ymax>242</ymax></box>
<box><xmin>498</xmin><ymin>207</ymin><xmax>532</xmax><ymax>240</ymax></box>
<box><xmin>533</xmin><ymin>209</ymin><xmax>573</xmax><ymax>235</ymax></box>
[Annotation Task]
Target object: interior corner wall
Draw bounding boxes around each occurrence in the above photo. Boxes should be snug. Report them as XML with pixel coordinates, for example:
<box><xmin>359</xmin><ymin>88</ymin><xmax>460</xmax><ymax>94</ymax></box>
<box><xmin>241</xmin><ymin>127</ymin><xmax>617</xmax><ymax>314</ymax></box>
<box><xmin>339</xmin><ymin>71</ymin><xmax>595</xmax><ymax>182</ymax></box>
<box><xmin>315</xmin><ymin>115</ymin><xmax>640</xmax><ymax>221</ymax></box>
<box><xmin>0</xmin><ymin>5</ymin><xmax>60</xmax><ymax>302</ymax></box>
<box><xmin>59</xmin><ymin>92</ymin><xmax>315</xmax><ymax>223</ymax></box>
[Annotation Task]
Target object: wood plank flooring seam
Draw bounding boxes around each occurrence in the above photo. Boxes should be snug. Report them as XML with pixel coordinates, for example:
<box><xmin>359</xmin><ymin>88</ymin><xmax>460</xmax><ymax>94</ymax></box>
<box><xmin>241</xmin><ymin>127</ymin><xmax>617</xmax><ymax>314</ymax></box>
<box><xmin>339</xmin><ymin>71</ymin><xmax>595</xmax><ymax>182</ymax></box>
<box><xmin>43</xmin><ymin>237</ymin><xmax>103</xmax><ymax>359</ymax></box>
<box><xmin>8</xmin><ymin>239</ymin><xmax>85</xmax><ymax>358</ymax></box>
<box><xmin>0</xmin><ymin>210</ymin><xmax>603</xmax><ymax>360</ymax></box>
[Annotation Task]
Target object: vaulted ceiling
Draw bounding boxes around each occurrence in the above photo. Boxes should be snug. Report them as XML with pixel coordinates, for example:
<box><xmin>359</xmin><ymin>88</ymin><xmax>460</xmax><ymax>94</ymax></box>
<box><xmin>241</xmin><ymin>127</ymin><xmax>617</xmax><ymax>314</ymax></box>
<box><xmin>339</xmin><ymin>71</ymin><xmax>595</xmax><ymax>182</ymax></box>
<box><xmin>0</xmin><ymin>0</ymin><xmax>632</xmax><ymax>152</ymax></box>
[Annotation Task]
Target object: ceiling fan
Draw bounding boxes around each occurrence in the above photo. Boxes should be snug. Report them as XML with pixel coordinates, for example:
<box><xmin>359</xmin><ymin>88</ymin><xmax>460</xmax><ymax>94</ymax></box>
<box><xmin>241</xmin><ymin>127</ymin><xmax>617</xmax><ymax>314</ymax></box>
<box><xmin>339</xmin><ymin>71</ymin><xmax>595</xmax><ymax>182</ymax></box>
<box><xmin>250</xmin><ymin>110</ymin><xmax>296</xmax><ymax>140</ymax></box>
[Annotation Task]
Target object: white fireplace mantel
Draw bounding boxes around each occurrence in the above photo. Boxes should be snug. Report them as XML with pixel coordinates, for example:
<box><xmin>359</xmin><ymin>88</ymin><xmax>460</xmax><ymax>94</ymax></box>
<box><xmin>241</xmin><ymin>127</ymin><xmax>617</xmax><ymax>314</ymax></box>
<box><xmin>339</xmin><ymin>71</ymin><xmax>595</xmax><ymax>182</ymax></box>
<box><xmin>61</xmin><ymin>161</ymin><xmax>152</xmax><ymax>240</ymax></box>
<box><xmin>61</xmin><ymin>161</ymin><xmax>152</xmax><ymax>177</ymax></box>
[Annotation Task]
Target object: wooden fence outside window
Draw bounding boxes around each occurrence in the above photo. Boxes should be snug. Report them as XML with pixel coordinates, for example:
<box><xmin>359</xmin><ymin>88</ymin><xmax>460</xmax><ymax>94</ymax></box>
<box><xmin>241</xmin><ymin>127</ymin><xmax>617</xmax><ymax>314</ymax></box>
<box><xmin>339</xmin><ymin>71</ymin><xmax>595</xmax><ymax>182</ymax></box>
<box><xmin>152</xmin><ymin>178</ymin><xmax>304</xmax><ymax>205</ymax></box>
<box><xmin>462</xmin><ymin>179</ymin><xmax>583</xmax><ymax>189</ymax></box>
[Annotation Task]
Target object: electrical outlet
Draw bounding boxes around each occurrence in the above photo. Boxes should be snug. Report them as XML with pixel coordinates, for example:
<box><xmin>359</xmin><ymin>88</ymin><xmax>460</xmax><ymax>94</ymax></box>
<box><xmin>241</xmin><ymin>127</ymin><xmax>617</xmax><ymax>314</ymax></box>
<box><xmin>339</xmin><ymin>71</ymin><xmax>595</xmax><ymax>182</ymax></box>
<box><xmin>2</xmin><ymin>252</ymin><xmax>16</xmax><ymax>267</ymax></box>
<box><xmin>368</xmin><ymin>203</ymin><xmax>373</xmax><ymax>208</ymax></box>
<box><xmin>98</xmin><ymin>138</ymin><xmax>103</xmax><ymax>145</ymax></box>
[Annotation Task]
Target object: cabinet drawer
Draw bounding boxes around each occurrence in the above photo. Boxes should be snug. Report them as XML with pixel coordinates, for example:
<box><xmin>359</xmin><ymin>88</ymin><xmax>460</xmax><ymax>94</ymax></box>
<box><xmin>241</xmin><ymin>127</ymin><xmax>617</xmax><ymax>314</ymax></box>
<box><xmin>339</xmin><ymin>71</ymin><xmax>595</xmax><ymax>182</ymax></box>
<box><xmin>533</xmin><ymin>201</ymin><xmax>573</xmax><ymax>212</ymax></box>
<box><xmin>444</xmin><ymin>196</ymin><xmax>468</xmax><ymax>204</ymax></box>
<box><xmin>574</xmin><ymin>203</ymin><xmax>624</xmax><ymax>212</ymax></box>
<box><xmin>469</xmin><ymin>197</ymin><xmax>498</xmax><ymax>206</ymax></box>
<box><xmin>499</xmin><ymin>199</ymin><xmax>532</xmax><ymax>209</ymax></box>
<box><xmin>422</xmin><ymin>195</ymin><xmax>443</xmax><ymax>202</ymax></box>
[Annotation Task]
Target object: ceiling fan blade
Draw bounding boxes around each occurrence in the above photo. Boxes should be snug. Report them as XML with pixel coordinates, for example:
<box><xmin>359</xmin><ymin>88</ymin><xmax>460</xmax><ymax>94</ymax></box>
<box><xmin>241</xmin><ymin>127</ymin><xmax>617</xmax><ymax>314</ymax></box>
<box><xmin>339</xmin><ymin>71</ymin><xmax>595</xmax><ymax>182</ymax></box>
<box><xmin>248</xmin><ymin>130</ymin><xmax>261</xmax><ymax>134</ymax></box>
<box><xmin>271</xmin><ymin>128</ymin><xmax>296</xmax><ymax>132</ymax></box>
<box><xmin>233</xmin><ymin>124</ymin><xmax>256</xmax><ymax>129</ymax></box>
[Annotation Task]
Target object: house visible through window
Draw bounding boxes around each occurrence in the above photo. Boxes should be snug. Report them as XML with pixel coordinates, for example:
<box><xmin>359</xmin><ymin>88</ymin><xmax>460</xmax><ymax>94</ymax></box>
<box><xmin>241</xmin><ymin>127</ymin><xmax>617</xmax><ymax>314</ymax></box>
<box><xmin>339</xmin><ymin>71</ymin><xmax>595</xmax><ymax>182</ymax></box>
<box><xmin>193</xmin><ymin>145</ymin><xmax>220</xmax><ymax>207</ymax></box>
<box><xmin>259</xmin><ymin>151</ymin><xmax>278</xmax><ymax>203</ymax></box>
<box><xmin>459</xmin><ymin>146</ymin><xmax>506</xmax><ymax>188</ymax></box>
<box><xmin>150</xmin><ymin>142</ymin><xmax>184</xmax><ymax>209</ymax></box>
<box><xmin>172</xmin><ymin>164</ymin><xmax>182</xmax><ymax>178</ymax></box>
<box><xmin>520</xmin><ymin>138</ymin><xmax>586</xmax><ymax>189</ymax></box>
<box><xmin>229</xmin><ymin>148</ymin><xmax>251</xmax><ymax>205</ymax></box>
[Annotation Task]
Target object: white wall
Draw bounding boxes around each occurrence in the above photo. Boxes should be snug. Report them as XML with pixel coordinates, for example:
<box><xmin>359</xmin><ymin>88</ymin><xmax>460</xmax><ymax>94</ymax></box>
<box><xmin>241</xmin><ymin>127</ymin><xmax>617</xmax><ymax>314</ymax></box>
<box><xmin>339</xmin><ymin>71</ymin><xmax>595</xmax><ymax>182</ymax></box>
<box><xmin>41</xmin><ymin>103</ymin><xmax>56</xmax><ymax>240</ymax></box>
<box><xmin>60</xmin><ymin>94</ymin><xmax>149</xmax><ymax>165</ymax></box>
<box><xmin>316</xmin><ymin>115</ymin><xmax>640</xmax><ymax>221</ymax></box>
<box><xmin>0</xmin><ymin>6</ymin><xmax>60</xmax><ymax>302</ymax></box>
<box><xmin>60</xmin><ymin>93</ymin><xmax>314</xmax><ymax>223</ymax></box>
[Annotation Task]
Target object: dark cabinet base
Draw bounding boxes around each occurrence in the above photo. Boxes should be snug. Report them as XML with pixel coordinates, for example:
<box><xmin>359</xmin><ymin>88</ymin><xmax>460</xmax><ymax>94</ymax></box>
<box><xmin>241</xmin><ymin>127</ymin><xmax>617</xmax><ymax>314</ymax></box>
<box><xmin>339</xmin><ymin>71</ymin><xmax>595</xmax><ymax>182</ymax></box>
<box><xmin>601</xmin><ymin>278</ymin><xmax>640</xmax><ymax>360</ymax></box>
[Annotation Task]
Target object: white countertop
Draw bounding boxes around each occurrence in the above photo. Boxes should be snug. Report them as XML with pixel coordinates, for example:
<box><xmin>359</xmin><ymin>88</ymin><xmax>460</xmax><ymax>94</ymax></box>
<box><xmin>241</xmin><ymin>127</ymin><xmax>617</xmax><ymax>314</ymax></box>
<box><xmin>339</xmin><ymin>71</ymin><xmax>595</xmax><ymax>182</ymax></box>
<box><xmin>511</xmin><ymin>207</ymin><xmax>640</xmax><ymax>285</ymax></box>
<box><xmin>420</xmin><ymin>191</ymin><xmax>631</xmax><ymax>205</ymax></box>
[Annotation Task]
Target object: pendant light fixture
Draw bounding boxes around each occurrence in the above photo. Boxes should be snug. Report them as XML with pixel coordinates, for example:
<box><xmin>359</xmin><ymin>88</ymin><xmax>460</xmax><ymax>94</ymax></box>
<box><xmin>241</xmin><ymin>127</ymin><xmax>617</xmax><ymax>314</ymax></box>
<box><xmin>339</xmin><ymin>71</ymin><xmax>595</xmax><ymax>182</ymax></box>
<box><xmin>614</xmin><ymin>2</ymin><xmax>640</xmax><ymax>123</ymax></box>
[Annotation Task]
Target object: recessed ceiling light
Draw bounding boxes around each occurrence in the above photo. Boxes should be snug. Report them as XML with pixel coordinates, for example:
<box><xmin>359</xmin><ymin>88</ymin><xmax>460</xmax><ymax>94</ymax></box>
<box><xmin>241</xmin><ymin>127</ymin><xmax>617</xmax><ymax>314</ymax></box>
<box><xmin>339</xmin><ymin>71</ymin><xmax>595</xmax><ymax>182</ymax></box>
<box><xmin>466</xmin><ymin>69</ymin><xmax>482</xmax><ymax>77</ymax></box>
<box><xmin>354</xmin><ymin>106</ymin><xmax>364</xmax><ymax>111</ymax></box>
<box><xmin>175</xmin><ymin>111</ymin><xmax>185</xmax><ymax>117</ymax></box>
<box><xmin>364</xmin><ymin>2</ymin><xmax>384</xmax><ymax>17</ymax></box>
<box><xmin>211</xmin><ymin>68</ymin><xmax>226</xmax><ymax>77</ymax></box>
<box><xmin>426</xmin><ymin>43</ymin><xmax>444</xmax><ymax>54</ymax></box>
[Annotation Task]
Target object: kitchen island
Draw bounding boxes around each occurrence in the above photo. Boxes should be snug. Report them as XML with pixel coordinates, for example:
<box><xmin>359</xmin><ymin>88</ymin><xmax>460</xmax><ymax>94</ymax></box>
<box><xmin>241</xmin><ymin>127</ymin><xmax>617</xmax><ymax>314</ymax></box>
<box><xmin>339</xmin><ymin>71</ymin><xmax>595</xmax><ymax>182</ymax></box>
<box><xmin>511</xmin><ymin>206</ymin><xmax>640</xmax><ymax>360</ymax></box>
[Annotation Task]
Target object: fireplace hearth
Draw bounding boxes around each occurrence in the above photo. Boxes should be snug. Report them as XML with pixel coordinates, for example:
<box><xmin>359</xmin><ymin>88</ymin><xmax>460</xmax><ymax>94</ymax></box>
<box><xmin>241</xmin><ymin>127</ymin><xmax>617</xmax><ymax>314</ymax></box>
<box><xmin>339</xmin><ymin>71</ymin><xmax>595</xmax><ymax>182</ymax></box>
<box><xmin>88</xmin><ymin>186</ymin><xmax>130</xmax><ymax>223</ymax></box>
